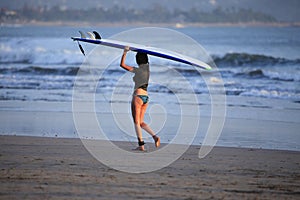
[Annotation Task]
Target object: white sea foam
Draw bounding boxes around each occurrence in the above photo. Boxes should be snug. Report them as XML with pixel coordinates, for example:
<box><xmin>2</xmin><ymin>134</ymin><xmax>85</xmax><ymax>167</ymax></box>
<box><xmin>0</xmin><ymin>26</ymin><xmax>299</xmax><ymax>102</ymax></box>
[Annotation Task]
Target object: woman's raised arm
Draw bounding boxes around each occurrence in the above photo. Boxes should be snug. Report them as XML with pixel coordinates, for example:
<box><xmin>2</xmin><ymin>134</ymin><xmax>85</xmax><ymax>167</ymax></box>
<box><xmin>120</xmin><ymin>46</ymin><xmax>134</xmax><ymax>72</ymax></box>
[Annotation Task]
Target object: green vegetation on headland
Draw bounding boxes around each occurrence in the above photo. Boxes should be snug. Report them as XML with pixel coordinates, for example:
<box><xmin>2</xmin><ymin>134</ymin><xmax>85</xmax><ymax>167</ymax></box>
<box><xmin>1</xmin><ymin>4</ymin><xmax>277</xmax><ymax>25</ymax></box>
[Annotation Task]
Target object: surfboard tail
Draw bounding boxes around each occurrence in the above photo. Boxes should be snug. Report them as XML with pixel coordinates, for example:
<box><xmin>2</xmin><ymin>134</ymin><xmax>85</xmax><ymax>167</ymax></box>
<box><xmin>72</xmin><ymin>31</ymin><xmax>103</xmax><ymax>56</ymax></box>
<box><xmin>72</xmin><ymin>31</ymin><xmax>101</xmax><ymax>40</ymax></box>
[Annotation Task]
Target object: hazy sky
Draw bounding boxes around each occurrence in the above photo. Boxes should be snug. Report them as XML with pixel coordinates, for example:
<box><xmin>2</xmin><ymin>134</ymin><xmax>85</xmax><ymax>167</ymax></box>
<box><xmin>0</xmin><ymin>0</ymin><xmax>299</xmax><ymax>22</ymax></box>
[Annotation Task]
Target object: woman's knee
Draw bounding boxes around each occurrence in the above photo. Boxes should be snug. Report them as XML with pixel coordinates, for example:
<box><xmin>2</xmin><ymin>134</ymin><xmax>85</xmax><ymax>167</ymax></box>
<box><xmin>133</xmin><ymin>119</ymin><xmax>141</xmax><ymax>126</ymax></box>
<box><xmin>140</xmin><ymin>122</ymin><xmax>147</xmax><ymax>128</ymax></box>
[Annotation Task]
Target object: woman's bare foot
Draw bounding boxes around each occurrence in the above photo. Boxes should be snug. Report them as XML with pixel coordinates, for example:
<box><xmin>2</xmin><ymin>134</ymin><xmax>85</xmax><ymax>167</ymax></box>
<box><xmin>153</xmin><ymin>135</ymin><xmax>160</xmax><ymax>148</ymax></box>
<box><xmin>134</xmin><ymin>146</ymin><xmax>145</xmax><ymax>151</ymax></box>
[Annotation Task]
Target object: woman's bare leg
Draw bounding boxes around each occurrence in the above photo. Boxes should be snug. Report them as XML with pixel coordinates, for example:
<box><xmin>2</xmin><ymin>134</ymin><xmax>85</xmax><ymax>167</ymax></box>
<box><xmin>139</xmin><ymin>103</ymin><xmax>154</xmax><ymax>136</ymax></box>
<box><xmin>131</xmin><ymin>96</ymin><xmax>145</xmax><ymax>150</ymax></box>
<box><xmin>140</xmin><ymin>103</ymin><xmax>160</xmax><ymax>147</ymax></box>
<box><xmin>132</xmin><ymin>96</ymin><xmax>160</xmax><ymax>149</ymax></box>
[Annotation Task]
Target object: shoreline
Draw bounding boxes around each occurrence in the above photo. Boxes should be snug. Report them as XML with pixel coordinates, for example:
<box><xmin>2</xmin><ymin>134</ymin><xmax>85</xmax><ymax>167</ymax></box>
<box><xmin>1</xmin><ymin>98</ymin><xmax>299</xmax><ymax>152</ymax></box>
<box><xmin>1</xmin><ymin>134</ymin><xmax>300</xmax><ymax>153</ymax></box>
<box><xmin>2</xmin><ymin>21</ymin><xmax>300</xmax><ymax>28</ymax></box>
<box><xmin>1</xmin><ymin>135</ymin><xmax>299</xmax><ymax>199</ymax></box>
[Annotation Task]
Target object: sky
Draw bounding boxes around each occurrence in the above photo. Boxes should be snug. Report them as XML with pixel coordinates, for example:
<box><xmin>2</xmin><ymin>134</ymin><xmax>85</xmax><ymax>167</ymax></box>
<box><xmin>0</xmin><ymin>0</ymin><xmax>299</xmax><ymax>22</ymax></box>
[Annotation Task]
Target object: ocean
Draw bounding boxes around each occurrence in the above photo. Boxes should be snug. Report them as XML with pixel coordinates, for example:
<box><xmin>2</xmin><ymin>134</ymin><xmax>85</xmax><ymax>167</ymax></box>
<box><xmin>1</xmin><ymin>25</ymin><xmax>299</xmax><ymax>102</ymax></box>
<box><xmin>0</xmin><ymin>25</ymin><xmax>299</xmax><ymax>151</ymax></box>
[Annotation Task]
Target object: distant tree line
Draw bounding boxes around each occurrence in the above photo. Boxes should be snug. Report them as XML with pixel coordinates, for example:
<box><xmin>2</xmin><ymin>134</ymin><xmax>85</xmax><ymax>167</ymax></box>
<box><xmin>1</xmin><ymin>4</ymin><xmax>277</xmax><ymax>24</ymax></box>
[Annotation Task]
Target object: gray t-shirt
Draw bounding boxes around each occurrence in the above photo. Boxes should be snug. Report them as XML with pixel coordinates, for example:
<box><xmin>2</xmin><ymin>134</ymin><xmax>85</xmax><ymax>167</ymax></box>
<box><xmin>131</xmin><ymin>63</ymin><xmax>149</xmax><ymax>91</ymax></box>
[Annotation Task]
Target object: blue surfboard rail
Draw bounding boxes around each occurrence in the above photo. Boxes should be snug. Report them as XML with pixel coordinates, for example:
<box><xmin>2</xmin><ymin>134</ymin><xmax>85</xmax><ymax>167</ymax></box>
<box><xmin>71</xmin><ymin>36</ymin><xmax>212</xmax><ymax>70</ymax></box>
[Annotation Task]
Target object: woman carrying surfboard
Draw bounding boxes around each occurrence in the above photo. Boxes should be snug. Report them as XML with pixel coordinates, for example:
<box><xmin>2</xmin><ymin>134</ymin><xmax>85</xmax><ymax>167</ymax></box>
<box><xmin>120</xmin><ymin>46</ymin><xmax>160</xmax><ymax>151</ymax></box>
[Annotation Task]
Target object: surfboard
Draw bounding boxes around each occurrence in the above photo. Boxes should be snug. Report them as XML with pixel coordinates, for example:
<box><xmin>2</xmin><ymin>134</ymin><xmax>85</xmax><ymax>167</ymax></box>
<box><xmin>71</xmin><ymin>31</ymin><xmax>212</xmax><ymax>70</ymax></box>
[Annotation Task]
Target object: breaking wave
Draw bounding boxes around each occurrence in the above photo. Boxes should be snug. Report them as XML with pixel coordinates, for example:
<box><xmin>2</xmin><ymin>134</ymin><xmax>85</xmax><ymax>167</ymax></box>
<box><xmin>0</xmin><ymin>36</ymin><xmax>299</xmax><ymax>101</ymax></box>
<box><xmin>213</xmin><ymin>53</ymin><xmax>300</xmax><ymax>67</ymax></box>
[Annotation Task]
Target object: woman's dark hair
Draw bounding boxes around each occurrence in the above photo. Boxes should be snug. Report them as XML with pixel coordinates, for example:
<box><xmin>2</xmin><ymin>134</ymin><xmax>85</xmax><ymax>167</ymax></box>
<box><xmin>136</xmin><ymin>52</ymin><xmax>148</xmax><ymax>65</ymax></box>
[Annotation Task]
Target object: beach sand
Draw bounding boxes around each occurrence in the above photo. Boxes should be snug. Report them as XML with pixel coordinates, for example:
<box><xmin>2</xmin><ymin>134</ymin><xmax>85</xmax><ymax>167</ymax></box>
<box><xmin>1</xmin><ymin>135</ymin><xmax>299</xmax><ymax>199</ymax></box>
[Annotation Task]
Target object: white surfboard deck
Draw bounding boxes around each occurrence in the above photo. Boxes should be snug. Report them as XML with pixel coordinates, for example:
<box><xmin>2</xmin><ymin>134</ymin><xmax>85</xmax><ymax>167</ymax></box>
<box><xmin>72</xmin><ymin>32</ymin><xmax>212</xmax><ymax>70</ymax></box>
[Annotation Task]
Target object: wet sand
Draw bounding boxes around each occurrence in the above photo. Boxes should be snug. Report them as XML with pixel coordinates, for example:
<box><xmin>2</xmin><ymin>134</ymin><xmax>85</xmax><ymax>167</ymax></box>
<box><xmin>1</xmin><ymin>135</ymin><xmax>299</xmax><ymax>199</ymax></box>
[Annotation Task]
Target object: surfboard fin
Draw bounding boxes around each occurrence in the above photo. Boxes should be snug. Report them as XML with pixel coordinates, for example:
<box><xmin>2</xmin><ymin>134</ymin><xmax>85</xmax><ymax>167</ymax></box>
<box><xmin>87</xmin><ymin>32</ymin><xmax>96</xmax><ymax>40</ymax></box>
<box><xmin>77</xmin><ymin>41</ymin><xmax>85</xmax><ymax>56</ymax></box>
<box><xmin>93</xmin><ymin>31</ymin><xmax>101</xmax><ymax>40</ymax></box>
<box><xmin>79</xmin><ymin>31</ymin><xmax>86</xmax><ymax>39</ymax></box>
